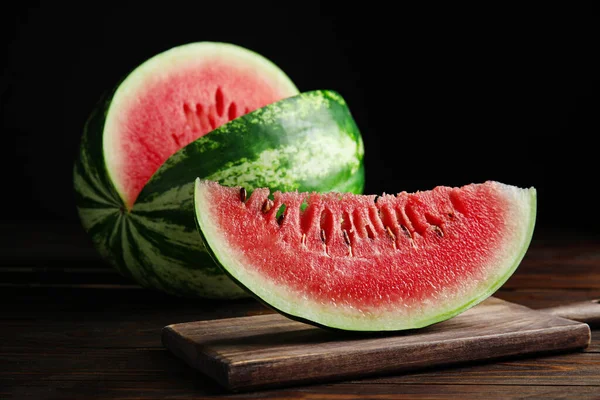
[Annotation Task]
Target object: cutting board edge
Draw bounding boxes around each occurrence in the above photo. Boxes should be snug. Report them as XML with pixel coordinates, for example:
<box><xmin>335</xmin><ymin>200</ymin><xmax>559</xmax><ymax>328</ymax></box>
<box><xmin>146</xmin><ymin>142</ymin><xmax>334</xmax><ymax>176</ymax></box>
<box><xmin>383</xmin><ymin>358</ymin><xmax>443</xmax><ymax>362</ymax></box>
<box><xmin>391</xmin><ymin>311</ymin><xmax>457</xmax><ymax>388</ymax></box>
<box><xmin>161</xmin><ymin>317</ymin><xmax>591</xmax><ymax>392</ymax></box>
<box><xmin>162</xmin><ymin>324</ymin><xmax>231</xmax><ymax>387</ymax></box>
<box><xmin>222</xmin><ymin>323</ymin><xmax>591</xmax><ymax>391</ymax></box>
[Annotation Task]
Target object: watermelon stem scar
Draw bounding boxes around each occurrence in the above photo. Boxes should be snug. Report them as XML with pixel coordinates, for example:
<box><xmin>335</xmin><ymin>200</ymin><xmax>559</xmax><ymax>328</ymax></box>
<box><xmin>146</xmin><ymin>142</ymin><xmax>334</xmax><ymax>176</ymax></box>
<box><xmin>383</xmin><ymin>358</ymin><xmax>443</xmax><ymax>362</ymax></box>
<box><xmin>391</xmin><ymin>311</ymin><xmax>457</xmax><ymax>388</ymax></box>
<box><xmin>194</xmin><ymin>179</ymin><xmax>537</xmax><ymax>331</ymax></box>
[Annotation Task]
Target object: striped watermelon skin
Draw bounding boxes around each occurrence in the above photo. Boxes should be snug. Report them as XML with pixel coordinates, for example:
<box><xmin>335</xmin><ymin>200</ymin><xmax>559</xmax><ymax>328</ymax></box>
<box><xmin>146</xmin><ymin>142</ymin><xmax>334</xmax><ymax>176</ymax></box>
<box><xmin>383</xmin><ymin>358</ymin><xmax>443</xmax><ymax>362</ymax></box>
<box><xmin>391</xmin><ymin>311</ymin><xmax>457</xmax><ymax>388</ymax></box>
<box><xmin>74</xmin><ymin>90</ymin><xmax>365</xmax><ymax>298</ymax></box>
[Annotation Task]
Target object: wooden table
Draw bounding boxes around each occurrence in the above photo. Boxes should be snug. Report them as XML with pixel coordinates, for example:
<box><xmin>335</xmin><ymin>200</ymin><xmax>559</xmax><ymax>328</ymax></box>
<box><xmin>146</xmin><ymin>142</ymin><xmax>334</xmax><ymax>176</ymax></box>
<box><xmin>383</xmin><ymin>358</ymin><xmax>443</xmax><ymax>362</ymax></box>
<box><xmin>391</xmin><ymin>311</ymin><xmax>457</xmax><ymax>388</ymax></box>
<box><xmin>2</xmin><ymin>224</ymin><xmax>599</xmax><ymax>399</ymax></box>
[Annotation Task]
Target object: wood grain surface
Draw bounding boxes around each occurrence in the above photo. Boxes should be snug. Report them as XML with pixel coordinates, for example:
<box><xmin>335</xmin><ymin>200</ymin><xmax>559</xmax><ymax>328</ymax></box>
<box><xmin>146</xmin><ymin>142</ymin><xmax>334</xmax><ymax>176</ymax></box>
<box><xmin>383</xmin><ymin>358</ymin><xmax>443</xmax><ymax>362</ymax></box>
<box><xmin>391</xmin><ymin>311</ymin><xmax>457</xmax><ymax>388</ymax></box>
<box><xmin>161</xmin><ymin>297</ymin><xmax>591</xmax><ymax>391</ymax></box>
<box><xmin>2</xmin><ymin>226</ymin><xmax>600</xmax><ymax>399</ymax></box>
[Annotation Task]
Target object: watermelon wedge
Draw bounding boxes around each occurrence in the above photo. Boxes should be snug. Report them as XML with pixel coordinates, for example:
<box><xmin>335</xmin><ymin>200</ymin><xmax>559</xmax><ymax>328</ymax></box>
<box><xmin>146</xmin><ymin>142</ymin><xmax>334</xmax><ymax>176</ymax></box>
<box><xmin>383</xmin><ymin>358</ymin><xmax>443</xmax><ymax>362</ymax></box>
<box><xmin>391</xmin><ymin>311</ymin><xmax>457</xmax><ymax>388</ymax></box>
<box><xmin>73</xmin><ymin>42</ymin><xmax>365</xmax><ymax>299</ymax></box>
<box><xmin>193</xmin><ymin>179</ymin><xmax>536</xmax><ymax>331</ymax></box>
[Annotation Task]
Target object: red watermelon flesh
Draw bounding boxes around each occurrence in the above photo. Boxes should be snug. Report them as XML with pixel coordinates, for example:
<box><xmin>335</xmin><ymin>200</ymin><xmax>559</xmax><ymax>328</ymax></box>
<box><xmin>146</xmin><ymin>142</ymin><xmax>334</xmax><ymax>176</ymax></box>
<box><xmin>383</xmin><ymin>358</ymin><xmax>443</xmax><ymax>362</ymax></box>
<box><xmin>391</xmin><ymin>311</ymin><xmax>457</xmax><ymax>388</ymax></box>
<box><xmin>194</xmin><ymin>179</ymin><xmax>537</xmax><ymax>331</ymax></box>
<box><xmin>103</xmin><ymin>43</ymin><xmax>298</xmax><ymax>208</ymax></box>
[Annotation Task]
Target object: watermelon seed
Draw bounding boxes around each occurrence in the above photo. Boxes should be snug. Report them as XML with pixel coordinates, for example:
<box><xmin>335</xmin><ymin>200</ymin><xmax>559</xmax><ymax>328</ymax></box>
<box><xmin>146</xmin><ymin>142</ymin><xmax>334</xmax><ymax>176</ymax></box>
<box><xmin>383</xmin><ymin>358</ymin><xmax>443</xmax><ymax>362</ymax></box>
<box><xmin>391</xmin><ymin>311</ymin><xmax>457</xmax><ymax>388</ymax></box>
<box><xmin>400</xmin><ymin>225</ymin><xmax>412</xmax><ymax>239</ymax></box>
<box><xmin>262</xmin><ymin>199</ymin><xmax>274</xmax><ymax>213</ymax></box>
<box><xmin>343</xmin><ymin>231</ymin><xmax>354</xmax><ymax>256</ymax></box>
<box><xmin>424</xmin><ymin>213</ymin><xmax>445</xmax><ymax>238</ymax></box>
<box><xmin>239</xmin><ymin>187</ymin><xmax>247</xmax><ymax>203</ymax></box>
<box><xmin>343</xmin><ymin>229</ymin><xmax>351</xmax><ymax>246</ymax></box>
<box><xmin>447</xmin><ymin>212</ymin><xmax>455</xmax><ymax>219</ymax></box>
<box><xmin>374</xmin><ymin>208</ymin><xmax>385</xmax><ymax>229</ymax></box>
<box><xmin>343</xmin><ymin>230</ymin><xmax>353</xmax><ymax>257</ymax></box>
<box><xmin>275</xmin><ymin>204</ymin><xmax>287</xmax><ymax>225</ymax></box>
<box><xmin>301</xmin><ymin>233</ymin><xmax>306</xmax><ymax>246</ymax></box>
<box><xmin>374</xmin><ymin>195</ymin><xmax>380</xmax><ymax>203</ymax></box>
<box><xmin>320</xmin><ymin>229</ymin><xmax>330</xmax><ymax>255</ymax></box>
<box><xmin>385</xmin><ymin>226</ymin><xmax>397</xmax><ymax>250</ymax></box>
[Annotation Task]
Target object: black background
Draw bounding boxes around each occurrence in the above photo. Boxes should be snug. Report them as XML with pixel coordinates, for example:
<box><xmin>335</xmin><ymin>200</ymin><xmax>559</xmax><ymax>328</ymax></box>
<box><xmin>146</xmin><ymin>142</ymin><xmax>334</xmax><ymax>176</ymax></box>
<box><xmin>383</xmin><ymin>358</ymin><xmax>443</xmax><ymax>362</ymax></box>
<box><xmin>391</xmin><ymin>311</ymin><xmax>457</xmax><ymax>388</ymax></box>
<box><xmin>2</xmin><ymin>3</ymin><xmax>598</xmax><ymax>237</ymax></box>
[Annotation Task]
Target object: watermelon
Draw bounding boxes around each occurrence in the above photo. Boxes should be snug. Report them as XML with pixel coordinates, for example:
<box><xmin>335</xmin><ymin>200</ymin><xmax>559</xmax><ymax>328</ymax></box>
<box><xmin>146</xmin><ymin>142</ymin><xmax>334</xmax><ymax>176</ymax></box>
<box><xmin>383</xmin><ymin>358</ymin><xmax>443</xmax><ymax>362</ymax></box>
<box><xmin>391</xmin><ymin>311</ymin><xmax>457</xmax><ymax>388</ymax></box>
<box><xmin>73</xmin><ymin>42</ymin><xmax>365</xmax><ymax>299</ymax></box>
<box><xmin>193</xmin><ymin>179</ymin><xmax>536</xmax><ymax>331</ymax></box>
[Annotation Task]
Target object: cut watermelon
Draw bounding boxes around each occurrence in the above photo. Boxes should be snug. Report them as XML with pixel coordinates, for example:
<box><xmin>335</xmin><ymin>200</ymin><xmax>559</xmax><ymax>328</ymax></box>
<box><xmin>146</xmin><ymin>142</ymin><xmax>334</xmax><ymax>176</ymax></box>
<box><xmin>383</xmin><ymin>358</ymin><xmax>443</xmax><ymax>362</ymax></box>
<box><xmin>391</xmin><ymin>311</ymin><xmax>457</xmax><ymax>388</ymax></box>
<box><xmin>193</xmin><ymin>179</ymin><xmax>536</xmax><ymax>331</ymax></box>
<box><xmin>74</xmin><ymin>42</ymin><xmax>365</xmax><ymax>301</ymax></box>
<box><xmin>103</xmin><ymin>42</ymin><xmax>299</xmax><ymax>209</ymax></box>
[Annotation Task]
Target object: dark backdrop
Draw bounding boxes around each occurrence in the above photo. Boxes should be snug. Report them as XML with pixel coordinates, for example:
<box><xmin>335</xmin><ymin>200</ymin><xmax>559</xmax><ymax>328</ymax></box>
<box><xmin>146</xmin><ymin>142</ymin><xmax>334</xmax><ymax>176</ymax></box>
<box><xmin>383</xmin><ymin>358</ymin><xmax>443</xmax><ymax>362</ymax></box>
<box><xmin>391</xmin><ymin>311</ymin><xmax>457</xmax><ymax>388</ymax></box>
<box><xmin>2</xmin><ymin>3</ymin><xmax>598</xmax><ymax>237</ymax></box>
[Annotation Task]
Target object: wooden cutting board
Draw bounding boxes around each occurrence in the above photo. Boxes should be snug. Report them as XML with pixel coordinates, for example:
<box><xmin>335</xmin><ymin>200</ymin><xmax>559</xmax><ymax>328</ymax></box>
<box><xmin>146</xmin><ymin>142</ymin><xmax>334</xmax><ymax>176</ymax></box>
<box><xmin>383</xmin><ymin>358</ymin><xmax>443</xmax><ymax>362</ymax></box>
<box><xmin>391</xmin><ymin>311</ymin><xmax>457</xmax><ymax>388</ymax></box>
<box><xmin>161</xmin><ymin>297</ymin><xmax>592</xmax><ymax>392</ymax></box>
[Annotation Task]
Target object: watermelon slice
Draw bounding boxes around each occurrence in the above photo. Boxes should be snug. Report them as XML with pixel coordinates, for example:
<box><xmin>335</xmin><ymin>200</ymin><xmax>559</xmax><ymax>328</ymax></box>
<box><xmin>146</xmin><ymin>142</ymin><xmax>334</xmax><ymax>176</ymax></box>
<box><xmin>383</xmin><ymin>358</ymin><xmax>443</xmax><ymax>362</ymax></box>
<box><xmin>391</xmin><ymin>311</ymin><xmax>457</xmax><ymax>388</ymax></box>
<box><xmin>193</xmin><ymin>179</ymin><xmax>537</xmax><ymax>331</ymax></box>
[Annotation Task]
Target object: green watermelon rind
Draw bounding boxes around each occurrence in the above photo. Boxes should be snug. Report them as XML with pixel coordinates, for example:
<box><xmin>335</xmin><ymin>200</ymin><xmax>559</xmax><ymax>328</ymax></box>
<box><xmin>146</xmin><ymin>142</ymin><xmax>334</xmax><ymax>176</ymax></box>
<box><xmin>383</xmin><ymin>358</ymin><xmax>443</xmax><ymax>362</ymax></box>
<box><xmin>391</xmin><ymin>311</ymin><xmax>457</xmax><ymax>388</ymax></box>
<box><xmin>193</xmin><ymin>178</ymin><xmax>537</xmax><ymax>331</ymax></box>
<box><xmin>74</xmin><ymin>84</ymin><xmax>365</xmax><ymax>299</ymax></box>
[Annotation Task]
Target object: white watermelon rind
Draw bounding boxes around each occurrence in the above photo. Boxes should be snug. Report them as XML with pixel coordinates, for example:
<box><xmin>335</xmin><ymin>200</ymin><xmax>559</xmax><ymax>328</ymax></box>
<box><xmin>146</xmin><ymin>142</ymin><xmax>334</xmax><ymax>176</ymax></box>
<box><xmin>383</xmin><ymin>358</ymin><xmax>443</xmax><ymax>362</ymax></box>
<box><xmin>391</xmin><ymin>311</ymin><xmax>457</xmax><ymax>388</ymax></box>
<box><xmin>193</xmin><ymin>178</ymin><xmax>537</xmax><ymax>331</ymax></box>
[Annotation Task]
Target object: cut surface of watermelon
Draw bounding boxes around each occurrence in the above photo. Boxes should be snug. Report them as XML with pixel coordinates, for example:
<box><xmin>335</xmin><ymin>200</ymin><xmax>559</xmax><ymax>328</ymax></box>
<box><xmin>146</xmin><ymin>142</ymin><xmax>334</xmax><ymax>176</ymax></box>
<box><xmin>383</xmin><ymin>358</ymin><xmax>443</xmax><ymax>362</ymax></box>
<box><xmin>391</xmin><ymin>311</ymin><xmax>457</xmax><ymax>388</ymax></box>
<box><xmin>194</xmin><ymin>179</ymin><xmax>537</xmax><ymax>331</ymax></box>
<box><xmin>103</xmin><ymin>42</ymin><xmax>298</xmax><ymax>208</ymax></box>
